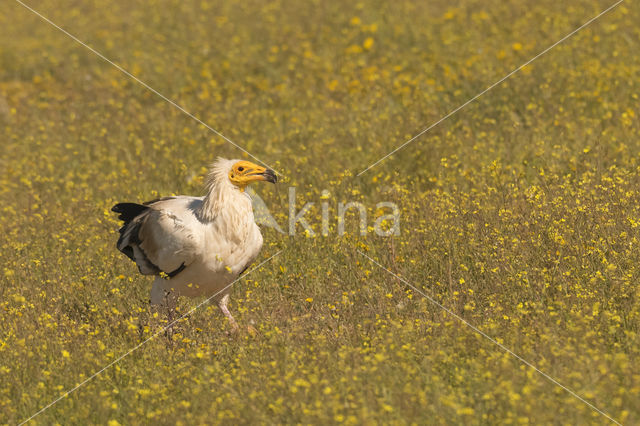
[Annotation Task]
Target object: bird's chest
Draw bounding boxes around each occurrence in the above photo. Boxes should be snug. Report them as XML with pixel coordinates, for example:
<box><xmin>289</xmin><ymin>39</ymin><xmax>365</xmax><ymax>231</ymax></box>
<box><xmin>203</xmin><ymin>213</ymin><xmax>262</xmax><ymax>273</ymax></box>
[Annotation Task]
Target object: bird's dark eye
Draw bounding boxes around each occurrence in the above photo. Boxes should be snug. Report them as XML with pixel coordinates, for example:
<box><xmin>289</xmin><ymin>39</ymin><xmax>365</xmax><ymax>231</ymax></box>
<box><xmin>238</xmin><ymin>167</ymin><xmax>244</xmax><ymax>172</ymax></box>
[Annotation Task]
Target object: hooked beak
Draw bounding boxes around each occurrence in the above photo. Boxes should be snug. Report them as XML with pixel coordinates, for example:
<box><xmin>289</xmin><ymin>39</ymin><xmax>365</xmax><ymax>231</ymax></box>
<box><xmin>247</xmin><ymin>167</ymin><xmax>277</xmax><ymax>184</ymax></box>
<box><xmin>261</xmin><ymin>168</ymin><xmax>277</xmax><ymax>183</ymax></box>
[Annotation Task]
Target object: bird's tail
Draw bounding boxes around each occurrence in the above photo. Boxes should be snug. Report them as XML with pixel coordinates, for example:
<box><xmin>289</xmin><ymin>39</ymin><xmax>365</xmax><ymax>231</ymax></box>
<box><xmin>111</xmin><ymin>203</ymin><xmax>148</xmax><ymax>223</ymax></box>
<box><xmin>111</xmin><ymin>203</ymin><xmax>149</xmax><ymax>264</ymax></box>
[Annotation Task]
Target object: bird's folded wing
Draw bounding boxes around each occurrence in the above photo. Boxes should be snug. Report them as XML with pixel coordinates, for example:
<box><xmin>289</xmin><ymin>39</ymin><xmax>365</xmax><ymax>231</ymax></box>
<box><xmin>137</xmin><ymin>207</ymin><xmax>200</xmax><ymax>276</ymax></box>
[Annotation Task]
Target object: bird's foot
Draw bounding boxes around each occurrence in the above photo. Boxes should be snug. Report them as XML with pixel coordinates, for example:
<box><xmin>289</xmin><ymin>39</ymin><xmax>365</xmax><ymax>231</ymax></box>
<box><xmin>225</xmin><ymin>329</ymin><xmax>238</xmax><ymax>337</ymax></box>
<box><xmin>246</xmin><ymin>324</ymin><xmax>258</xmax><ymax>337</ymax></box>
<box><xmin>224</xmin><ymin>321</ymin><xmax>240</xmax><ymax>337</ymax></box>
<box><xmin>224</xmin><ymin>324</ymin><xmax>258</xmax><ymax>337</ymax></box>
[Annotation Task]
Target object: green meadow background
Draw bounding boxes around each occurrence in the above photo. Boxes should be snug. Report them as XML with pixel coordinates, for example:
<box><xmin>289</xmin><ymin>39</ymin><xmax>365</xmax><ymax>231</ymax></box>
<box><xmin>1</xmin><ymin>0</ymin><xmax>639</xmax><ymax>423</ymax></box>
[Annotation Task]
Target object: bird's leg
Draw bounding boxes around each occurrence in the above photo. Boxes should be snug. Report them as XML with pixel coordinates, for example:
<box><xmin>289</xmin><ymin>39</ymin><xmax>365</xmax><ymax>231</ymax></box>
<box><xmin>163</xmin><ymin>291</ymin><xmax>179</xmax><ymax>343</ymax></box>
<box><xmin>150</xmin><ymin>278</ymin><xmax>178</xmax><ymax>341</ymax></box>
<box><xmin>218</xmin><ymin>294</ymin><xmax>239</xmax><ymax>334</ymax></box>
<box><xmin>150</xmin><ymin>277</ymin><xmax>167</xmax><ymax>306</ymax></box>
<box><xmin>165</xmin><ymin>292</ymin><xmax>176</xmax><ymax>321</ymax></box>
<box><xmin>150</xmin><ymin>278</ymin><xmax>177</xmax><ymax>311</ymax></box>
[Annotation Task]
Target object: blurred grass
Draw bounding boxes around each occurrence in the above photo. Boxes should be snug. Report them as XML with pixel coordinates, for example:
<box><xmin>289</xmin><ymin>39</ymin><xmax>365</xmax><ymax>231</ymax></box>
<box><xmin>1</xmin><ymin>0</ymin><xmax>639</xmax><ymax>423</ymax></box>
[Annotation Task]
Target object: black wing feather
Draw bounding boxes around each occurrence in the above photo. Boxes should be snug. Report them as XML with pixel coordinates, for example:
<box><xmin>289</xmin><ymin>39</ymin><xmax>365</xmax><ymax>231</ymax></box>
<box><xmin>112</xmin><ymin>201</ymin><xmax>186</xmax><ymax>278</ymax></box>
<box><xmin>111</xmin><ymin>203</ymin><xmax>149</xmax><ymax>222</ymax></box>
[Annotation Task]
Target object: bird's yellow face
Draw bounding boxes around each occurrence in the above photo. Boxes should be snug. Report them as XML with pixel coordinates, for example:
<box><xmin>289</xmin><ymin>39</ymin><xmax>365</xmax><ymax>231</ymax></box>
<box><xmin>229</xmin><ymin>160</ymin><xmax>277</xmax><ymax>190</ymax></box>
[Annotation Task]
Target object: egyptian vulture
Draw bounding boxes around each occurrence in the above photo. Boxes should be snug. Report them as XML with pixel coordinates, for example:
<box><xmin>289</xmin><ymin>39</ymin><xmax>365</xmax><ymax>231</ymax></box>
<box><xmin>112</xmin><ymin>158</ymin><xmax>277</xmax><ymax>331</ymax></box>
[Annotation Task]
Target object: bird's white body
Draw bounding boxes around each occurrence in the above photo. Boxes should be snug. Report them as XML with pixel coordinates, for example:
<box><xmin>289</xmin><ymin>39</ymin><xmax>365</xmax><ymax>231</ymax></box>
<box><xmin>113</xmin><ymin>158</ymin><xmax>275</xmax><ymax>330</ymax></box>
<box><xmin>145</xmin><ymin>194</ymin><xmax>263</xmax><ymax>304</ymax></box>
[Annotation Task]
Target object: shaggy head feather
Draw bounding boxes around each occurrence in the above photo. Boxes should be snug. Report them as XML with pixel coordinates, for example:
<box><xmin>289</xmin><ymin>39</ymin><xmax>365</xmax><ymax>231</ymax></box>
<box><xmin>200</xmin><ymin>158</ymin><xmax>251</xmax><ymax>225</ymax></box>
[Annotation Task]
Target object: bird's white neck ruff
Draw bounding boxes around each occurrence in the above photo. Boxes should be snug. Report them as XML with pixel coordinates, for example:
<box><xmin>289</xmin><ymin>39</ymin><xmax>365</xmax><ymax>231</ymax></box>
<box><xmin>199</xmin><ymin>159</ymin><xmax>254</xmax><ymax>235</ymax></box>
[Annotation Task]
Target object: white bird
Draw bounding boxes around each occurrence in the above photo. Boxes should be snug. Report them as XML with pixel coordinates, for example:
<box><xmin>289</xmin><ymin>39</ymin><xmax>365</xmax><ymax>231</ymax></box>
<box><xmin>112</xmin><ymin>158</ymin><xmax>277</xmax><ymax>331</ymax></box>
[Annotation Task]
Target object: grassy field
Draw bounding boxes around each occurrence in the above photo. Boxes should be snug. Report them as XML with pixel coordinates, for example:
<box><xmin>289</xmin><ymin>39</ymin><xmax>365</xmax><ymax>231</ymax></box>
<box><xmin>1</xmin><ymin>0</ymin><xmax>639</xmax><ymax>423</ymax></box>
